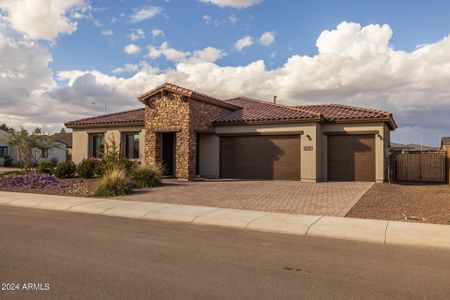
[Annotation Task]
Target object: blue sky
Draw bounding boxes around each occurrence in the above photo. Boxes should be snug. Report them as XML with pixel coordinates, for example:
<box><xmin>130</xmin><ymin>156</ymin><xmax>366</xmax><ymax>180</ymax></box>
<box><xmin>1</xmin><ymin>0</ymin><xmax>450</xmax><ymax>145</ymax></box>
<box><xmin>51</xmin><ymin>0</ymin><xmax>450</xmax><ymax>73</ymax></box>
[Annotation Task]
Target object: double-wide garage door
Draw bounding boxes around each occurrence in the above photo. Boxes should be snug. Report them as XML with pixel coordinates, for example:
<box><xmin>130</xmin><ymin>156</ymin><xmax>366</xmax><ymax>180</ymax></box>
<box><xmin>220</xmin><ymin>135</ymin><xmax>300</xmax><ymax>180</ymax></box>
<box><xmin>327</xmin><ymin>134</ymin><xmax>375</xmax><ymax>182</ymax></box>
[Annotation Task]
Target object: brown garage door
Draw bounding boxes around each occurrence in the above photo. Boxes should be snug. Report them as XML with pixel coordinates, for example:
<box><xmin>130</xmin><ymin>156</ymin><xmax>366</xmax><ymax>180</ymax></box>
<box><xmin>220</xmin><ymin>135</ymin><xmax>300</xmax><ymax>180</ymax></box>
<box><xmin>327</xmin><ymin>134</ymin><xmax>375</xmax><ymax>182</ymax></box>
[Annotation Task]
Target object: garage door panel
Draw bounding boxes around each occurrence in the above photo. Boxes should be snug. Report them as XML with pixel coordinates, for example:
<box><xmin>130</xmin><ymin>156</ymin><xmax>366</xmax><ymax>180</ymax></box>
<box><xmin>220</xmin><ymin>135</ymin><xmax>300</xmax><ymax>180</ymax></box>
<box><xmin>327</xmin><ymin>134</ymin><xmax>375</xmax><ymax>182</ymax></box>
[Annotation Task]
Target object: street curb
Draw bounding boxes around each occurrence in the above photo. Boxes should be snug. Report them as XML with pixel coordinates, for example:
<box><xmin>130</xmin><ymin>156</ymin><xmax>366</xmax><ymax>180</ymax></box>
<box><xmin>0</xmin><ymin>191</ymin><xmax>449</xmax><ymax>250</ymax></box>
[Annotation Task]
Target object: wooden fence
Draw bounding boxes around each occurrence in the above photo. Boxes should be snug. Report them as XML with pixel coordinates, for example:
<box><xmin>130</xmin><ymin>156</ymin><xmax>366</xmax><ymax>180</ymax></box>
<box><xmin>392</xmin><ymin>152</ymin><xmax>448</xmax><ymax>183</ymax></box>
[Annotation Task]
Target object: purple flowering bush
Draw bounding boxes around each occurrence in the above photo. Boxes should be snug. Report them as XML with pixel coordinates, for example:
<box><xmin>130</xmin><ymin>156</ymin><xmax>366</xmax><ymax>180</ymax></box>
<box><xmin>0</xmin><ymin>173</ymin><xmax>71</xmax><ymax>189</ymax></box>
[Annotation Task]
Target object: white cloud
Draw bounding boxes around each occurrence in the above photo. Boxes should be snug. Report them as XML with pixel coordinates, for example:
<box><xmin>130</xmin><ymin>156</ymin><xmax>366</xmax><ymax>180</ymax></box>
<box><xmin>258</xmin><ymin>31</ymin><xmax>275</xmax><ymax>46</ymax></box>
<box><xmin>234</xmin><ymin>35</ymin><xmax>253</xmax><ymax>51</ymax></box>
<box><xmin>228</xmin><ymin>15</ymin><xmax>238</xmax><ymax>24</ymax></box>
<box><xmin>151</xmin><ymin>28</ymin><xmax>164</xmax><ymax>38</ymax></box>
<box><xmin>101</xmin><ymin>29</ymin><xmax>113</xmax><ymax>36</ymax></box>
<box><xmin>2</xmin><ymin>20</ymin><xmax>450</xmax><ymax>145</ymax></box>
<box><xmin>199</xmin><ymin>0</ymin><xmax>261</xmax><ymax>8</ymax></box>
<box><xmin>130</xmin><ymin>6</ymin><xmax>162</xmax><ymax>23</ymax></box>
<box><xmin>202</xmin><ymin>14</ymin><xmax>222</xmax><ymax>26</ymax></box>
<box><xmin>59</xmin><ymin>22</ymin><xmax>450</xmax><ymax>145</ymax></box>
<box><xmin>112</xmin><ymin>62</ymin><xmax>151</xmax><ymax>74</ymax></box>
<box><xmin>193</xmin><ymin>47</ymin><xmax>225</xmax><ymax>62</ymax></box>
<box><xmin>0</xmin><ymin>0</ymin><xmax>87</xmax><ymax>41</ymax></box>
<box><xmin>128</xmin><ymin>29</ymin><xmax>145</xmax><ymax>41</ymax></box>
<box><xmin>0</xmin><ymin>19</ymin><xmax>93</xmax><ymax>130</ymax></box>
<box><xmin>146</xmin><ymin>42</ymin><xmax>224</xmax><ymax>63</ymax></box>
<box><xmin>146</xmin><ymin>44</ymin><xmax>162</xmax><ymax>60</ymax></box>
<box><xmin>146</xmin><ymin>42</ymin><xmax>189</xmax><ymax>62</ymax></box>
<box><xmin>124</xmin><ymin>44</ymin><xmax>140</xmax><ymax>55</ymax></box>
<box><xmin>93</xmin><ymin>19</ymin><xmax>103</xmax><ymax>28</ymax></box>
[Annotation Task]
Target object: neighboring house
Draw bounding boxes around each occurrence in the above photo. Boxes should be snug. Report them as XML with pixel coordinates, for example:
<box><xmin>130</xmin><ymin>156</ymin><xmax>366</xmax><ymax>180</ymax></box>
<box><xmin>441</xmin><ymin>137</ymin><xmax>450</xmax><ymax>151</ymax></box>
<box><xmin>65</xmin><ymin>83</ymin><xmax>397</xmax><ymax>182</ymax></box>
<box><xmin>0</xmin><ymin>129</ymin><xmax>67</xmax><ymax>166</ymax></box>
<box><xmin>0</xmin><ymin>129</ymin><xmax>16</xmax><ymax>166</ymax></box>
<box><xmin>52</xmin><ymin>132</ymin><xmax>73</xmax><ymax>161</ymax></box>
<box><xmin>390</xmin><ymin>143</ymin><xmax>440</xmax><ymax>153</ymax></box>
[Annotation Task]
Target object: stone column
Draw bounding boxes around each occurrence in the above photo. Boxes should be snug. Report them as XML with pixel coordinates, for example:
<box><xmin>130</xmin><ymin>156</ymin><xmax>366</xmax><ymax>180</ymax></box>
<box><xmin>145</xmin><ymin>131</ymin><xmax>157</xmax><ymax>167</ymax></box>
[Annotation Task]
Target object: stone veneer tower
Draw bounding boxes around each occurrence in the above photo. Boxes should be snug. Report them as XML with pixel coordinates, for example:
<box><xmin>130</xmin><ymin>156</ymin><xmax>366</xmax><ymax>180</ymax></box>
<box><xmin>139</xmin><ymin>85</ymin><xmax>236</xmax><ymax>180</ymax></box>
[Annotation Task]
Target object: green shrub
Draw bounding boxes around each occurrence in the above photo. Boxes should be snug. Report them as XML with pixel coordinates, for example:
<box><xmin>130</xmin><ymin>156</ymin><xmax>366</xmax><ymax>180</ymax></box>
<box><xmin>77</xmin><ymin>158</ymin><xmax>97</xmax><ymax>178</ymax></box>
<box><xmin>54</xmin><ymin>161</ymin><xmax>76</xmax><ymax>179</ymax></box>
<box><xmin>96</xmin><ymin>139</ymin><xmax>136</xmax><ymax>175</ymax></box>
<box><xmin>122</xmin><ymin>158</ymin><xmax>137</xmax><ymax>174</ymax></box>
<box><xmin>93</xmin><ymin>168</ymin><xmax>132</xmax><ymax>197</ymax></box>
<box><xmin>37</xmin><ymin>160</ymin><xmax>57</xmax><ymax>174</ymax></box>
<box><xmin>3</xmin><ymin>155</ymin><xmax>13</xmax><ymax>167</ymax></box>
<box><xmin>131</xmin><ymin>164</ymin><xmax>162</xmax><ymax>189</ymax></box>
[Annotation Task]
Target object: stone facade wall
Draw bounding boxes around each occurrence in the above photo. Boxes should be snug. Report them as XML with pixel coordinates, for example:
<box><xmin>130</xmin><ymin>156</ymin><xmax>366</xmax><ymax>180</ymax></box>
<box><xmin>144</xmin><ymin>93</ymin><xmax>190</xmax><ymax>178</ymax></box>
<box><xmin>188</xmin><ymin>99</ymin><xmax>231</xmax><ymax>178</ymax></box>
<box><xmin>144</xmin><ymin>92</ymin><xmax>232</xmax><ymax>179</ymax></box>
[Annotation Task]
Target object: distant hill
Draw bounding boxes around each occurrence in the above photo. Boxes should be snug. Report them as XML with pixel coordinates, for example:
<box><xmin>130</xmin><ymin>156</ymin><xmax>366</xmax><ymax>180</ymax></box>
<box><xmin>390</xmin><ymin>143</ymin><xmax>439</xmax><ymax>152</ymax></box>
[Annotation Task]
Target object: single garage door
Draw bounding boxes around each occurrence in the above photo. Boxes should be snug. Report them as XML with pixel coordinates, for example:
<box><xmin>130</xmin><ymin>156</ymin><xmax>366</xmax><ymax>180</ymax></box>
<box><xmin>327</xmin><ymin>134</ymin><xmax>375</xmax><ymax>182</ymax></box>
<box><xmin>220</xmin><ymin>135</ymin><xmax>300</xmax><ymax>180</ymax></box>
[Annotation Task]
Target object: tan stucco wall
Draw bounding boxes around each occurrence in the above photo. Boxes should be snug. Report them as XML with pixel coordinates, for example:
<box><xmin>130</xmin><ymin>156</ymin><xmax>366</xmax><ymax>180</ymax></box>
<box><xmin>198</xmin><ymin>134</ymin><xmax>220</xmax><ymax>178</ymax></box>
<box><xmin>215</xmin><ymin>123</ymin><xmax>317</xmax><ymax>181</ymax></box>
<box><xmin>71</xmin><ymin>127</ymin><xmax>145</xmax><ymax>164</ymax></box>
<box><xmin>215</xmin><ymin>121</ymin><xmax>390</xmax><ymax>182</ymax></box>
<box><xmin>72</xmin><ymin>130</ymin><xmax>89</xmax><ymax>164</ymax></box>
<box><xmin>71</xmin><ymin>118</ymin><xmax>391</xmax><ymax>182</ymax></box>
<box><xmin>320</xmin><ymin>122</ymin><xmax>387</xmax><ymax>182</ymax></box>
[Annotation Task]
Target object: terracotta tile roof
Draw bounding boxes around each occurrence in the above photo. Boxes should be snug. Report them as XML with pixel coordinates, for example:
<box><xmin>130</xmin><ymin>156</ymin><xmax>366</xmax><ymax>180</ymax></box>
<box><xmin>297</xmin><ymin>104</ymin><xmax>397</xmax><ymax>128</ymax></box>
<box><xmin>213</xmin><ymin>97</ymin><xmax>322</xmax><ymax>124</ymax></box>
<box><xmin>65</xmin><ymin>83</ymin><xmax>396</xmax><ymax>129</ymax></box>
<box><xmin>138</xmin><ymin>82</ymin><xmax>240</xmax><ymax>110</ymax></box>
<box><xmin>52</xmin><ymin>132</ymin><xmax>72</xmax><ymax>148</ymax></box>
<box><xmin>65</xmin><ymin>108</ymin><xmax>145</xmax><ymax>129</ymax></box>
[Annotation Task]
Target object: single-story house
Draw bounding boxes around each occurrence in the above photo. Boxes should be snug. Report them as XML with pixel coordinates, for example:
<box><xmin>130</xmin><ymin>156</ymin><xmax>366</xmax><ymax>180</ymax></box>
<box><xmin>441</xmin><ymin>137</ymin><xmax>450</xmax><ymax>151</ymax></box>
<box><xmin>52</xmin><ymin>132</ymin><xmax>73</xmax><ymax>161</ymax></box>
<box><xmin>65</xmin><ymin>83</ymin><xmax>397</xmax><ymax>182</ymax></box>
<box><xmin>0</xmin><ymin>129</ymin><xmax>14</xmax><ymax>166</ymax></box>
<box><xmin>0</xmin><ymin>129</ymin><xmax>67</xmax><ymax>166</ymax></box>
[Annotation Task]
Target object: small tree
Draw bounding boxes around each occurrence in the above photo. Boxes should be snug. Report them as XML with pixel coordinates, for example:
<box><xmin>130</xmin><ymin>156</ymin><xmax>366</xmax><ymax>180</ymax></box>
<box><xmin>96</xmin><ymin>138</ymin><xmax>136</xmax><ymax>175</ymax></box>
<box><xmin>2</xmin><ymin>128</ymin><xmax>57</xmax><ymax>173</ymax></box>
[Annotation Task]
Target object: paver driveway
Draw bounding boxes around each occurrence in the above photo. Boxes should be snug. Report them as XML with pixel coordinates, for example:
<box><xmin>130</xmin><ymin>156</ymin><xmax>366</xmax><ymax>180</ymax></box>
<box><xmin>118</xmin><ymin>180</ymin><xmax>374</xmax><ymax>216</ymax></box>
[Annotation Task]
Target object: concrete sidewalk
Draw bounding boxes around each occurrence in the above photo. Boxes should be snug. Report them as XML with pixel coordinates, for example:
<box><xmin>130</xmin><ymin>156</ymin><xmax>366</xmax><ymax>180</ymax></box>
<box><xmin>0</xmin><ymin>191</ymin><xmax>449</xmax><ymax>250</ymax></box>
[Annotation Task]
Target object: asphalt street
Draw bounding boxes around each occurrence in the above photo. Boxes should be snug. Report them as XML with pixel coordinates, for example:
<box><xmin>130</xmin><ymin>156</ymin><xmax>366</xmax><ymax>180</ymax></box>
<box><xmin>1</xmin><ymin>206</ymin><xmax>450</xmax><ymax>299</ymax></box>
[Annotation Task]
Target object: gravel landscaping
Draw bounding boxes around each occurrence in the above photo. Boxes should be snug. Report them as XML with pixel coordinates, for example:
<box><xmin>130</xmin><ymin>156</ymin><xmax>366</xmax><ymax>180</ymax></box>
<box><xmin>347</xmin><ymin>183</ymin><xmax>450</xmax><ymax>225</ymax></box>
<box><xmin>0</xmin><ymin>178</ymin><xmax>99</xmax><ymax>197</ymax></box>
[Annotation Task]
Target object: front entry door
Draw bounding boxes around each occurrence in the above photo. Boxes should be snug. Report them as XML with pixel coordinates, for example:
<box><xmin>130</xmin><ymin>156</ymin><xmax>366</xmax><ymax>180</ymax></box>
<box><xmin>162</xmin><ymin>132</ymin><xmax>175</xmax><ymax>176</ymax></box>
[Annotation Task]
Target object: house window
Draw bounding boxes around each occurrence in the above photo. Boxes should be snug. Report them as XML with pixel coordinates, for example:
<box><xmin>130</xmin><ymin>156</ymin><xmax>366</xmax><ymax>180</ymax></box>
<box><xmin>0</xmin><ymin>146</ymin><xmax>8</xmax><ymax>158</ymax></box>
<box><xmin>92</xmin><ymin>134</ymin><xmax>105</xmax><ymax>158</ymax></box>
<box><xmin>123</xmin><ymin>133</ymin><xmax>140</xmax><ymax>159</ymax></box>
<box><xmin>41</xmin><ymin>148</ymin><xmax>49</xmax><ymax>159</ymax></box>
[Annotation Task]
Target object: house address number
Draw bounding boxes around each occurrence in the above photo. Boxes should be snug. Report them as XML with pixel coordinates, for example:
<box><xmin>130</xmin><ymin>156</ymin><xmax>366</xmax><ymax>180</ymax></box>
<box><xmin>304</xmin><ymin>146</ymin><xmax>313</xmax><ymax>151</ymax></box>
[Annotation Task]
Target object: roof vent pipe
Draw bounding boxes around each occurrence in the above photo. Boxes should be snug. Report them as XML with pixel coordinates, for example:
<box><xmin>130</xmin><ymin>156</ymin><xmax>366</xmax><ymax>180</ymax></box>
<box><xmin>273</xmin><ymin>96</ymin><xmax>277</xmax><ymax>104</ymax></box>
